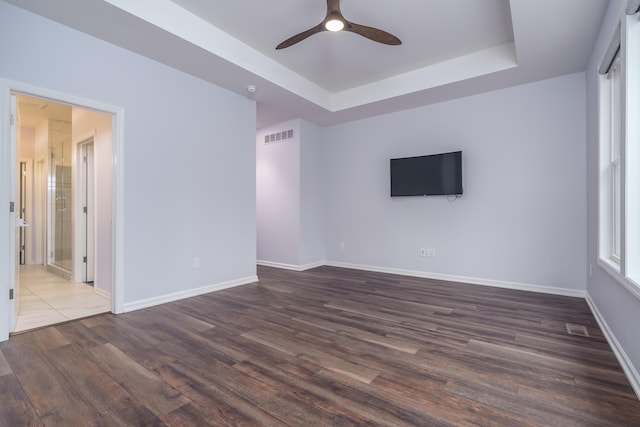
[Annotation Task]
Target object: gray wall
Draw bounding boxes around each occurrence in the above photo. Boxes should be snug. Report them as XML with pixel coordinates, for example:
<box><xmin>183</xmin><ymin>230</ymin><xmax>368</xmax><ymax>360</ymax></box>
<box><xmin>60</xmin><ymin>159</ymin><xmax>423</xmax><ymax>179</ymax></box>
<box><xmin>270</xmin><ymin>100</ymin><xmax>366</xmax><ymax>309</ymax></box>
<box><xmin>299</xmin><ymin>120</ymin><xmax>326</xmax><ymax>266</ymax></box>
<box><xmin>323</xmin><ymin>73</ymin><xmax>587</xmax><ymax>292</ymax></box>
<box><xmin>586</xmin><ymin>0</ymin><xmax>640</xmax><ymax>391</ymax></box>
<box><xmin>256</xmin><ymin>120</ymin><xmax>301</xmax><ymax>266</ymax></box>
<box><xmin>257</xmin><ymin>74</ymin><xmax>587</xmax><ymax>294</ymax></box>
<box><xmin>0</xmin><ymin>1</ymin><xmax>256</xmax><ymax>322</ymax></box>
<box><xmin>256</xmin><ymin>119</ymin><xmax>325</xmax><ymax>269</ymax></box>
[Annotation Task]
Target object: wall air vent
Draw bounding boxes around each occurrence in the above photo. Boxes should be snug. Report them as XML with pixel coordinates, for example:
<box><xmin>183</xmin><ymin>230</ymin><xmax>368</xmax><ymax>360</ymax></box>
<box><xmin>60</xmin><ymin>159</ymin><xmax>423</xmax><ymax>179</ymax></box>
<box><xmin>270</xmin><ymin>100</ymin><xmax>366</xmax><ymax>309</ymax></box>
<box><xmin>264</xmin><ymin>129</ymin><xmax>294</xmax><ymax>144</ymax></box>
<box><xmin>566</xmin><ymin>323</ymin><xmax>590</xmax><ymax>337</ymax></box>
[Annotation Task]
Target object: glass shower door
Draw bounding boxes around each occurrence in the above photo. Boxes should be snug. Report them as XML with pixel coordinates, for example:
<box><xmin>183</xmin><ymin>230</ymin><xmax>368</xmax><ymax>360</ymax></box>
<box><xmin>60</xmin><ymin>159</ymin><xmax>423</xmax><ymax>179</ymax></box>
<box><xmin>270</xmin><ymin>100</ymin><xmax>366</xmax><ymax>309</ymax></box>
<box><xmin>48</xmin><ymin>120</ymin><xmax>73</xmax><ymax>273</ymax></box>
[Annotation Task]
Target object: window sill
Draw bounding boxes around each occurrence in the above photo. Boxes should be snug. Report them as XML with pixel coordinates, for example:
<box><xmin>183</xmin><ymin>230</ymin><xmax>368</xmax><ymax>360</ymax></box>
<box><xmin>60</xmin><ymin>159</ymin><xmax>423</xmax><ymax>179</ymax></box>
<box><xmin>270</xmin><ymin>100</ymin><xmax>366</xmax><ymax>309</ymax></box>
<box><xmin>598</xmin><ymin>258</ymin><xmax>640</xmax><ymax>300</ymax></box>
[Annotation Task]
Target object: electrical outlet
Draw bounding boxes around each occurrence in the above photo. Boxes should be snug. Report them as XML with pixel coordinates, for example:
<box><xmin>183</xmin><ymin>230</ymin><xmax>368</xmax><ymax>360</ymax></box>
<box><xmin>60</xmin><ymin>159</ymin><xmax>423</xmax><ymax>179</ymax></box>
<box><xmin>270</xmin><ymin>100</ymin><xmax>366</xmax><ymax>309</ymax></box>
<box><xmin>340</xmin><ymin>241</ymin><xmax>345</xmax><ymax>250</ymax></box>
<box><xmin>420</xmin><ymin>248</ymin><xmax>426</xmax><ymax>257</ymax></box>
<box><xmin>426</xmin><ymin>248</ymin><xmax>436</xmax><ymax>257</ymax></box>
<box><xmin>193</xmin><ymin>257</ymin><xmax>200</xmax><ymax>269</ymax></box>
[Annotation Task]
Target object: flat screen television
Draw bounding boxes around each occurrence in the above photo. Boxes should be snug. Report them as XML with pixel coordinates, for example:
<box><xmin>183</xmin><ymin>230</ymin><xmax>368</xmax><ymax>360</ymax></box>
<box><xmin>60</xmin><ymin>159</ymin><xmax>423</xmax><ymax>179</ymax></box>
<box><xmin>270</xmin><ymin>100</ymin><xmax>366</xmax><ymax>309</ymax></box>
<box><xmin>390</xmin><ymin>151</ymin><xmax>463</xmax><ymax>197</ymax></box>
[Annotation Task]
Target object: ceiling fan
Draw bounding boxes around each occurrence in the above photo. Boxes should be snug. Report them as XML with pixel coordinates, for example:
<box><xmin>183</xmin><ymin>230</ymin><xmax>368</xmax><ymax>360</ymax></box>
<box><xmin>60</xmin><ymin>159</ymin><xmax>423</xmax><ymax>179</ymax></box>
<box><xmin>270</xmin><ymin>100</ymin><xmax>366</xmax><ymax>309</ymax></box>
<box><xmin>276</xmin><ymin>0</ymin><xmax>402</xmax><ymax>50</ymax></box>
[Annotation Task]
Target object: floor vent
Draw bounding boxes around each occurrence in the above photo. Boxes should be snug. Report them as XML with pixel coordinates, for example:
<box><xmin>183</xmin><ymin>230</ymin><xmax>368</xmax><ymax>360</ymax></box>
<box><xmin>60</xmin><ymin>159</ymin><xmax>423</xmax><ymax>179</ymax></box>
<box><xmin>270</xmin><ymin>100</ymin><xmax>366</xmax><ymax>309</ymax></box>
<box><xmin>264</xmin><ymin>129</ymin><xmax>294</xmax><ymax>144</ymax></box>
<box><xmin>566</xmin><ymin>323</ymin><xmax>590</xmax><ymax>337</ymax></box>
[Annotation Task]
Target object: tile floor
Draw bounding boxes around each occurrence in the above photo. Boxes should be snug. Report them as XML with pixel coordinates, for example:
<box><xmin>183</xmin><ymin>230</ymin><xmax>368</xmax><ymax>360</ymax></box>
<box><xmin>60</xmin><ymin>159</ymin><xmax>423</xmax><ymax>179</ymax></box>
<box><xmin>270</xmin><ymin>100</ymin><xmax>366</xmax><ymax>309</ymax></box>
<box><xmin>15</xmin><ymin>265</ymin><xmax>111</xmax><ymax>333</ymax></box>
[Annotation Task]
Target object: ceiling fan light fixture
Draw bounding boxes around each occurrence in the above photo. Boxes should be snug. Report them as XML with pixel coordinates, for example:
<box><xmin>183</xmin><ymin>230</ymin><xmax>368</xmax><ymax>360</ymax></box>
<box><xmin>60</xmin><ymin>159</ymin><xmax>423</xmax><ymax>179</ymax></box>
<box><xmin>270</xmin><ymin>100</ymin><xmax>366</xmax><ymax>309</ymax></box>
<box><xmin>325</xmin><ymin>18</ymin><xmax>344</xmax><ymax>32</ymax></box>
<box><xmin>275</xmin><ymin>0</ymin><xmax>401</xmax><ymax>49</ymax></box>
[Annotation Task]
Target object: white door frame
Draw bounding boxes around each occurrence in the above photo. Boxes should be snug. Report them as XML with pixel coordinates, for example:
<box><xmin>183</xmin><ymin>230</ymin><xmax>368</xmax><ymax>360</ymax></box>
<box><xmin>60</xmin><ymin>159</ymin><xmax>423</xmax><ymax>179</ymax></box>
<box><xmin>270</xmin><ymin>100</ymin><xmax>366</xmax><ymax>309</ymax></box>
<box><xmin>0</xmin><ymin>79</ymin><xmax>125</xmax><ymax>341</ymax></box>
<box><xmin>7</xmin><ymin>94</ymin><xmax>17</xmax><ymax>333</ymax></box>
<box><xmin>77</xmin><ymin>138</ymin><xmax>95</xmax><ymax>284</ymax></box>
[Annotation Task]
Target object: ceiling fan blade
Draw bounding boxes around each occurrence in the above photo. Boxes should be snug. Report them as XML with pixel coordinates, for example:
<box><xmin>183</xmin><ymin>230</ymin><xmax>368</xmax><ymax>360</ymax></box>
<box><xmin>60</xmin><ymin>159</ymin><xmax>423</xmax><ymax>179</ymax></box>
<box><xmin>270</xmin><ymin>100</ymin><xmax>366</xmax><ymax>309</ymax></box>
<box><xmin>276</xmin><ymin>25</ymin><xmax>324</xmax><ymax>50</ymax></box>
<box><xmin>346</xmin><ymin>22</ymin><xmax>402</xmax><ymax>46</ymax></box>
<box><xmin>276</xmin><ymin>0</ymin><xmax>401</xmax><ymax>49</ymax></box>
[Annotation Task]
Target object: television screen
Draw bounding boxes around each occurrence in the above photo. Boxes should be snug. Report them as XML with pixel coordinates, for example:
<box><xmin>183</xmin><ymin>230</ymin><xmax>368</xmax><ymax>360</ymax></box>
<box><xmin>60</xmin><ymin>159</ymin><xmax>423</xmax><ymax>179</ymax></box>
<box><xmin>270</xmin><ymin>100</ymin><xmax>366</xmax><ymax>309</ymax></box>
<box><xmin>390</xmin><ymin>151</ymin><xmax>463</xmax><ymax>197</ymax></box>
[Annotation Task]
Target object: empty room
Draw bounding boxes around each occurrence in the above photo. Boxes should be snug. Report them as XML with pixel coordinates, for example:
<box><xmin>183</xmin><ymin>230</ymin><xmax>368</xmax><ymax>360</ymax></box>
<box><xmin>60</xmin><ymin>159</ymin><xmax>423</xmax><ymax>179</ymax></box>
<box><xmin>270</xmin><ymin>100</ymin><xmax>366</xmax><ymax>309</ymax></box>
<box><xmin>1</xmin><ymin>0</ymin><xmax>640</xmax><ymax>425</ymax></box>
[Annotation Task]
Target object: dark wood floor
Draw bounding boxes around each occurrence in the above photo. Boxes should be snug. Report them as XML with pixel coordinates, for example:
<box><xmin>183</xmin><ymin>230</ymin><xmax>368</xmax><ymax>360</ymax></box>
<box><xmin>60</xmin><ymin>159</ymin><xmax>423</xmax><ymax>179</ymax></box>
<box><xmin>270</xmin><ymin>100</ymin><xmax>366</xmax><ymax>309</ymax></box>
<box><xmin>1</xmin><ymin>265</ymin><xmax>639</xmax><ymax>426</ymax></box>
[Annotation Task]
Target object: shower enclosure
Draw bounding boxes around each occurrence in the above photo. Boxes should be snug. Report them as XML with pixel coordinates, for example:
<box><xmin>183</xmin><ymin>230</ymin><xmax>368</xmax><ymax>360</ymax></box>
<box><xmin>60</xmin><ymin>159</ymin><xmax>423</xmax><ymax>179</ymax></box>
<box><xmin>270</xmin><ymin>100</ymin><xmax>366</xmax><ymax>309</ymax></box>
<box><xmin>47</xmin><ymin>119</ymin><xmax>73</xmax><ymax>277</ymax></box>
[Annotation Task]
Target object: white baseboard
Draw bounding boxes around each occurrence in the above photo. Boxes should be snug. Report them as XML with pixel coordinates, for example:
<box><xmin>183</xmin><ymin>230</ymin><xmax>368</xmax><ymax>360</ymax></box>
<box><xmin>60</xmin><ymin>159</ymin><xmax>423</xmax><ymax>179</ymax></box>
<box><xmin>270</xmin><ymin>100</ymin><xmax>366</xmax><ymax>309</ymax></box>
<box><xmin>586</xmin><ymin>293</ymin><xmax>640</xmax><ymax>400</ymax></box>
<box><xmin>123</xmin><ymin>275</ymin><xmax>258</xmax><ymax>313</ymax></box>
<box><xmin>94</xmin><ymin>287</ymin><xmax>111</xmax><ymax>299</ymax></box>
<box><xmin>324</xmin><ymin>261</ymin><xmax>587</xmax><ymax>298</ymax></box>
<box><xmin>257</xmin><ymin>260</ymin><xmax>325</xmax><ymax>272</ymax></box>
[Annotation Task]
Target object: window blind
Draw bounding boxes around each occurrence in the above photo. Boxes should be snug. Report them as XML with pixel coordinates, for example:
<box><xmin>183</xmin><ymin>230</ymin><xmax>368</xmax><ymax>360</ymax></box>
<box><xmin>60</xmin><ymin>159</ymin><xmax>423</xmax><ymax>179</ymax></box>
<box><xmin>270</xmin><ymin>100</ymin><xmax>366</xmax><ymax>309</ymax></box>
<box><xmin>599</xmin><ymin>25</ymin><xmax>621</xmax><ymax>75</ymax></box>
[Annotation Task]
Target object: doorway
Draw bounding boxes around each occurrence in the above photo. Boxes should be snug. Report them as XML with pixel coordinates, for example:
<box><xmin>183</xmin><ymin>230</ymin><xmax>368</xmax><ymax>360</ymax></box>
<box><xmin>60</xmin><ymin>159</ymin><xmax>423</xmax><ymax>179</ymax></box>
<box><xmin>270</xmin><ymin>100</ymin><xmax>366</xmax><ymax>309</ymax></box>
<box><xmin>12</xmin><ymin>94</ymin><xmax>112</xmax><ymax>332</ymax></box>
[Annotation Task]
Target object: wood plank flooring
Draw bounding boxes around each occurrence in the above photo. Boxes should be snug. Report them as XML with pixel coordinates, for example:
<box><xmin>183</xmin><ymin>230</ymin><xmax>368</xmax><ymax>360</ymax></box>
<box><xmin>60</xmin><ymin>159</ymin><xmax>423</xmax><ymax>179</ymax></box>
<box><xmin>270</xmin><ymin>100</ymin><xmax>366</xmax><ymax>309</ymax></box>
<box><xmin>1</xmin><ymin>265</ymin><xmax>639</xmax><ymax>426</ymax></box>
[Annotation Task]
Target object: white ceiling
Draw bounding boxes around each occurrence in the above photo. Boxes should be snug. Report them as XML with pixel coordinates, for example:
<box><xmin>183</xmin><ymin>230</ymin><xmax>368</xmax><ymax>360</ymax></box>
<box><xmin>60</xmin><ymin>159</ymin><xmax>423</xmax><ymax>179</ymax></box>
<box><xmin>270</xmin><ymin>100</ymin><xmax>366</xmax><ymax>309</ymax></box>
<box><xmin>17</xmin><ymin>95</ymin><xmax>71</xmax><ymax>129</ymax></box>
<box><xmin>5</xmin><ymin>0</ymin><xmax>609</xmax><ymax>128</ymax></box>
<box><xmin>171</xmin><ymin>0</ymin><xmax>515</xmax><ymax>92</ymax></box>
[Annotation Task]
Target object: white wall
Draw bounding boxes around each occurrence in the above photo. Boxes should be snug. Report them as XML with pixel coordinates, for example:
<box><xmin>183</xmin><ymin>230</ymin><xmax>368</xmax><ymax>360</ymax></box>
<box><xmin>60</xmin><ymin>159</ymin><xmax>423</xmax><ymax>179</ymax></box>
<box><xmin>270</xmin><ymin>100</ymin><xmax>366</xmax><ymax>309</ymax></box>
<box><xmin>0</xmin><ymin>0</ymin><xmax>257</xmax><ymax>338</ymax></box>
<box><xmin>300</xmin><ymin>120</ymin><xmax>325</xmax><ymax>266</ymax></box>
<box><xmin>71</xmin><ymin>108</ymin><xmax>112</xmax><ymax>295</ymax></box>
<box><xmin>256</xmin><ymin>120</ymin><xmax>301</xmax><ymax>266</ymax></box>
<box><xmin>34</xmin><ymin>121</ymin><xmax>47</xmax><ymax>160</ymax></box>
<box><xmin>18</xmin><ymin>126</ymin><xmax>34</xmax><ymax>159</ymax></box>
<box><xmin>323</xmin><ymin>73</ymin><xmax>587</xmax><ymax>293</ymax></box>
<box><xmin>256</xmin><ymin>119</ymin><xmax>326</xmax><ymax>269</ymax></box>
<box><xmin>33</xmin><ymin>121</ymin><xmax>48</xmax><ymax>266</ymax></box>
<box><xmin>586</xmin><ymin>0</ymin><xmax>640</xmax><ymax>392</ymax></box>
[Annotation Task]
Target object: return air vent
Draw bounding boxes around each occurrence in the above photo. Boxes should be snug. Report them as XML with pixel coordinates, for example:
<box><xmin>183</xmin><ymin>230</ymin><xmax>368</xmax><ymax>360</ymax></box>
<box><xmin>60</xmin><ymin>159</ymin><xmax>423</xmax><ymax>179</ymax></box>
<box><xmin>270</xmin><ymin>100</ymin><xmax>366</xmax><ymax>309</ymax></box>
<box><xmin>566</xmin><ymin>323</ymin><xmax>590</xmax><ymax>337</ymax></box>
<box><xmin>264</xmin><ymin>129</ymin><xmax>294</xmax><ymax>144</ymax></box>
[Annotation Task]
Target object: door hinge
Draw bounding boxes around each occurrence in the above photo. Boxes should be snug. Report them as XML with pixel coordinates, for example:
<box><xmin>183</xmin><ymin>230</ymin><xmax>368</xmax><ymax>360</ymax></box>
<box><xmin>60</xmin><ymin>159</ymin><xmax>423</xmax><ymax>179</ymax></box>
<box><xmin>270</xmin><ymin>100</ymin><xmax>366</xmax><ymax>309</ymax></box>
<box><xmin>10</xmin><ymin>114</ymin><xmax>15</xmax><ymax>126</ymax></box>
<box><xmin>9</xmin><ymin>201</ymin><xmax>14</xmax><ymax>213</ymax></box>
<box><xmin>9</xmin><ymin>289</ymin><xmax>14</xmax><ymax>300</ymax></box>
<box><xmin>83</xmin><ymin>206</ymin><xmax>87</xmax><ymax>213</ymax></box>
<box><xmin>83</xmin><ymin>256</ymin><xmax>87</xmax><ymax>263</ymax></box>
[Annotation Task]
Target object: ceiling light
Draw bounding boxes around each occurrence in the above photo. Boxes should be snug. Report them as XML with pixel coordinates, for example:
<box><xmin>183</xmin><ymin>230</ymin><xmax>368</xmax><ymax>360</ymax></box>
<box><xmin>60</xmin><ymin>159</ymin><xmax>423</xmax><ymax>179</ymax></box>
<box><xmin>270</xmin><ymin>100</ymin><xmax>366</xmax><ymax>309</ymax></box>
<box><xmin>325</xmin><ymin>19</ymin><xmax>344</xmax><ymax>32</ymax></box>
<box><xmin>246</xmin><ymin>85</ymin><xmax>257</xmax><ymax>93</ymax></box>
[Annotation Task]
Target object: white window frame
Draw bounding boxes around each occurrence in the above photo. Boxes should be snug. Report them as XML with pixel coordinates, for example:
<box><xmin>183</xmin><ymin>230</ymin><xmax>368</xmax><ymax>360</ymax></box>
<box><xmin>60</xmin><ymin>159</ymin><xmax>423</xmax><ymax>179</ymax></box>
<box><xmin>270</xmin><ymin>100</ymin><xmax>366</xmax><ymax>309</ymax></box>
<box><xmin>625</xmin><ymin>13</ymin><xmax>640</xmax><ymax>288</ymax></box>
<box><xmin>610</xmin><ymin>57</ymin><xmax>622</xmax><ymax>263</ymax></box>
<box><xmin>599</xmin><ymin>52</ymin><xmax>622</xmax><ymax>269</ymax></box>
<box><xmin>598</xmin><ymin>14</ymin><xmax>640</xmax><ymax>300</ymax></box>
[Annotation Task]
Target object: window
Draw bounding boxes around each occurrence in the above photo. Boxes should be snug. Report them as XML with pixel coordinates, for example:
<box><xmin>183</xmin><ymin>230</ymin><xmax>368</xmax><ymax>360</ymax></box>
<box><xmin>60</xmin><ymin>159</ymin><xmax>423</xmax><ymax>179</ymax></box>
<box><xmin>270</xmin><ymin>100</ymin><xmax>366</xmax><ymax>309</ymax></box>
<box><xmin>598</xmin><ymin>12</ymin><xmax>640</xmax><ymax>298</ymax></box>
<box><xmin>599</xmin><ymin>46</ymin><xmax>622</xmax><ymax>267</ymax></box>
<box><xmin>610</xmin><ymin>57</ymin><xmax>622</xmax><ymax>262</ymax></box>
<box><xmin>625</xmin><ymin>13</ymin><xmax>640</xmax><ymax>287</ymax></box>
